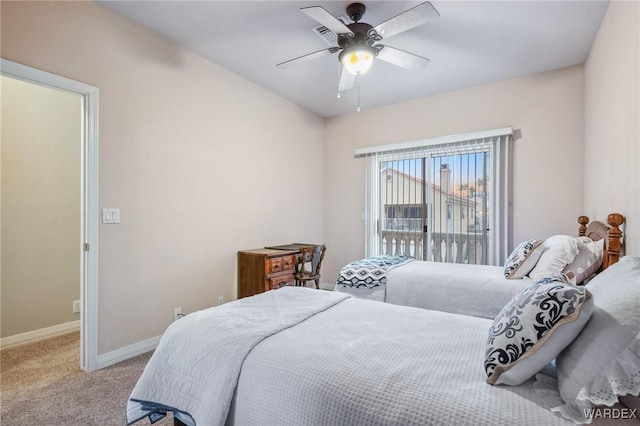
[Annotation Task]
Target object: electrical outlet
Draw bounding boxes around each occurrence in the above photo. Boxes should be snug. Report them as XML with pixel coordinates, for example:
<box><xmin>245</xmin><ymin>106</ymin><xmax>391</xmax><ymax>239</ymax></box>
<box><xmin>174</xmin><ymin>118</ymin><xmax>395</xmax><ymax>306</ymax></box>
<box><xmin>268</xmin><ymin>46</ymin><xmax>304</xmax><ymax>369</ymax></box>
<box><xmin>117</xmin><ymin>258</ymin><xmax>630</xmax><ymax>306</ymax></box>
<box><xmin>217</xmin><ymin>296</ymin><xmax>224</xmax><ymax>305</ymax></box>
<box><xmin>173</xmin><ymin>307</ymin><xmax>182</xmax><ymax>321</ymax></box>
<box><xmin>72</xmin><ymin>300</ymin><xmax>81</xmax><ymax>314</ymax></box>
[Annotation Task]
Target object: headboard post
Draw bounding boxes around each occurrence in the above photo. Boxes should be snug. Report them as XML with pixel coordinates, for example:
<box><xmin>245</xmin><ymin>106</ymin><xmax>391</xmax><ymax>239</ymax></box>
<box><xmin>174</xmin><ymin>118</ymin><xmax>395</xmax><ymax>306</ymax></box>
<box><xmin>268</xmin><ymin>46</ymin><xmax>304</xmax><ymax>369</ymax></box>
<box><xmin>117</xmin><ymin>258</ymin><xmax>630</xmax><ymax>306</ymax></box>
<box><xmin>605</xmin><ymin>213</ymin><xmax>625</xmax><ymax>268</ymax></box>
<box><xmin>578</xmin><ymin>216</ymin><xmax>589</xmax><ymax>237</ymax></box>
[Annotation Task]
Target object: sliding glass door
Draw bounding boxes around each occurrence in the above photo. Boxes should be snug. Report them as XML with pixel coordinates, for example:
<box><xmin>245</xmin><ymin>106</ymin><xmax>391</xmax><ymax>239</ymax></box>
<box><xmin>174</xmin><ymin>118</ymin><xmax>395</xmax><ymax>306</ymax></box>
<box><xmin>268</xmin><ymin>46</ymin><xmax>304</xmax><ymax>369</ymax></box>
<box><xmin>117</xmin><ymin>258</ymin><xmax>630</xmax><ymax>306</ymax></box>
<box><xmin>377</xmin><ymin>148</ymin><xmax>490</xmax><ymax>264</ymax></box>
<box><xmin>367</xmin><ymin>133</ymin><xmax>508</xmax><ymax>265</ymax></box>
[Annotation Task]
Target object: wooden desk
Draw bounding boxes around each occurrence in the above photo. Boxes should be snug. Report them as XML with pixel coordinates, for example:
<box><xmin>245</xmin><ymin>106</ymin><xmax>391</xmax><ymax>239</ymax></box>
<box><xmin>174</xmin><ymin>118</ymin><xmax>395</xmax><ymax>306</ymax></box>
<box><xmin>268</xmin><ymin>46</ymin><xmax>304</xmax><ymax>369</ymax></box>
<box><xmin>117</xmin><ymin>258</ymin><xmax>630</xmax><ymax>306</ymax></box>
<box><xmin>265</xmin><ymin>243</ymin><xmax>315</xmax><ymax>252</ymax></box>
<box><xmin>237</xmin><ymin>244</ymin><xmax>317</xmax><ymax>298</ymax></box>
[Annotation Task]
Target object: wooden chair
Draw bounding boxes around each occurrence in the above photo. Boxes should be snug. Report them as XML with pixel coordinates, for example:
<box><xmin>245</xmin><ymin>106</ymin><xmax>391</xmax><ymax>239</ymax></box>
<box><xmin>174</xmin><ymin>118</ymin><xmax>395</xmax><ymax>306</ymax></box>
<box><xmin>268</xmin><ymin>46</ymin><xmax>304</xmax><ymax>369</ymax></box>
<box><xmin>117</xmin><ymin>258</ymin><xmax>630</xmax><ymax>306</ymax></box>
<box><xmin>295</xmin><ymin>245</ymin><xmax>326</xmax><ymax>289</ymax></box>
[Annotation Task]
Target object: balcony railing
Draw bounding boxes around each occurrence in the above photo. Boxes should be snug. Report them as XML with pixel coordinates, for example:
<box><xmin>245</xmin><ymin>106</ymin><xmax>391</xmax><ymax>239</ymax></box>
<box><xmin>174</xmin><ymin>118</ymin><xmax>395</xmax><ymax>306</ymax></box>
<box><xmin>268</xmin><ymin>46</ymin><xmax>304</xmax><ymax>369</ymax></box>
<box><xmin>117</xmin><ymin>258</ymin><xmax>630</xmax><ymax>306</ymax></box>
<box><xmin>380</xmin><ymin>229</ymin><xmax>487</xmax><ymax>265</ymax></box>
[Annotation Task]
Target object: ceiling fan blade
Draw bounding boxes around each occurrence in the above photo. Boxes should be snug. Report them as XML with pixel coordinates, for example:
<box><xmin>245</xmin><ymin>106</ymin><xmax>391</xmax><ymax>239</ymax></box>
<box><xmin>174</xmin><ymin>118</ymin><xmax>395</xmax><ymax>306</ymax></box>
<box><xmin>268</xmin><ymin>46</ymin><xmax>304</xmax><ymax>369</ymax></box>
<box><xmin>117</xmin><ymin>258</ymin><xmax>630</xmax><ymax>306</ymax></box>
<box><xmin>338</xmin><ymin>66</ymin><xmax>356</xmax><ymax>92</ymax></box>
<box><xmin>301</xmin><ymin>6</ymin><xmax>354</xmax><ymax>36</ymax></box>
<box><xmin>376</xmin><ymin>45</ymin><xmax>430</xmax><ymax>71</ymax></box>
<box><xmin>373</xmin><ymin>2</ymin><xmax>439</xmax><ymax>40</ymax></box>
<box><xmin>276</xmin><ymin>48</ymin><xmax>339</xmax><ymax>69</ymax></box>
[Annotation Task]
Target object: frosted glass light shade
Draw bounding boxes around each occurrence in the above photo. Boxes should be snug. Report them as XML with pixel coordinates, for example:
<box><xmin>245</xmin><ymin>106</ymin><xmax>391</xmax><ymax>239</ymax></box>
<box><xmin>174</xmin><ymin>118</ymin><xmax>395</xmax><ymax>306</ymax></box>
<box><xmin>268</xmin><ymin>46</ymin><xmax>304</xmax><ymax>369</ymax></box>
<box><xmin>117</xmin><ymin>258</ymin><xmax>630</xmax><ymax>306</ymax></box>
<box><xmin>340</xmin><ymin>46</ymin><xmax>375</xmax><ymax>75</ymax></box>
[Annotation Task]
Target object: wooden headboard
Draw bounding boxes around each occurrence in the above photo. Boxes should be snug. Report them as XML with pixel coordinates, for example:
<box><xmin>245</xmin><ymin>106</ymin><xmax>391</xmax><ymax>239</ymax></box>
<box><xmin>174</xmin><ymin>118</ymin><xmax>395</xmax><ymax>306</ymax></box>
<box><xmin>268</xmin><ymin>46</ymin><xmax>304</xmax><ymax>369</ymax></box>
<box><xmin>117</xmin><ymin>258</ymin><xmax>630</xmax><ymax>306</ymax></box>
<box><xmin>577</xmin><ymin>213</ymin><xmax>625</xmax><ymax>270</ymax></box>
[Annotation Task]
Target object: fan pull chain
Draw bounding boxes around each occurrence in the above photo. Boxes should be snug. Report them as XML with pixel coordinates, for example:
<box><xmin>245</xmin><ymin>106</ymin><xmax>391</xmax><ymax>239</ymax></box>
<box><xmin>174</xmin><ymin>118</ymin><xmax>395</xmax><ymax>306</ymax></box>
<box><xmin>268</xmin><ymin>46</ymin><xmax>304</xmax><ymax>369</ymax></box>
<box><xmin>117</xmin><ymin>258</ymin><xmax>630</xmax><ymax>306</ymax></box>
<box><xmin>357</xmin><ymin>76</ymin><xmax>361</xmax><ymax>112</ymax></box>
<box><xmin>337</xmin><ymin>62</ymin><xmax>342</xmax><ymax>98</ymax></box>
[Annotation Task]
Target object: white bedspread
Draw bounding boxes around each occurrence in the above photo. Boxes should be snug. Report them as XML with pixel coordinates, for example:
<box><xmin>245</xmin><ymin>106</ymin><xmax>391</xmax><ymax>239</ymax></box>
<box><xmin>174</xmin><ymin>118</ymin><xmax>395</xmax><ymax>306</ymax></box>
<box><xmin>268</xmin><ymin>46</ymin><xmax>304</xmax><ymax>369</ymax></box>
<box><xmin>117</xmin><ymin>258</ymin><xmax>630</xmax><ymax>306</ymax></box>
<box><xmin>126</xmin><ymin>287</ymin><xmax>350</xmax><ymax>426</ymax></box>
<box><xmin>230</xmin><ymin>295</ymin><xmax>572</xmax><ymax>425</ymax></box>
<box><xmin>385</xmin><ymin>261</ymin><xmax>531</xmax><ymax>319</ymax></box>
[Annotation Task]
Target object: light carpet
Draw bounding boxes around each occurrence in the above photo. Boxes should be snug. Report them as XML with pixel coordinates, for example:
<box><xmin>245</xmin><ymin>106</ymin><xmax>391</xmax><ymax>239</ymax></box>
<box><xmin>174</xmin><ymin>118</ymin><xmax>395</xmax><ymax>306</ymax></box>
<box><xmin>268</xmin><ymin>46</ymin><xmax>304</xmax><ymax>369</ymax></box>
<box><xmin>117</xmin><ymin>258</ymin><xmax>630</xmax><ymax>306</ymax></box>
<box><xmin>1</xmin><ymin>331</ymin><xmax>172</xmax><ymax>426</ymax></box>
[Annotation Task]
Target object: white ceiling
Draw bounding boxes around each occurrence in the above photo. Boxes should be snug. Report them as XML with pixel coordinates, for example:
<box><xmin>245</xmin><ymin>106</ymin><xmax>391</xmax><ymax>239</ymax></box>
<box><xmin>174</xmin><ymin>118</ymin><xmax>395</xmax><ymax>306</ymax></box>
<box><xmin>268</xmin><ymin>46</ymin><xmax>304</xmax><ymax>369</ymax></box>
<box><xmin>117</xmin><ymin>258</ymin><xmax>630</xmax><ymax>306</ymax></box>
<box><xmin>97</xmin><ymin>1</ymin><xmax>609</xmax><ymax>118</ymax></box>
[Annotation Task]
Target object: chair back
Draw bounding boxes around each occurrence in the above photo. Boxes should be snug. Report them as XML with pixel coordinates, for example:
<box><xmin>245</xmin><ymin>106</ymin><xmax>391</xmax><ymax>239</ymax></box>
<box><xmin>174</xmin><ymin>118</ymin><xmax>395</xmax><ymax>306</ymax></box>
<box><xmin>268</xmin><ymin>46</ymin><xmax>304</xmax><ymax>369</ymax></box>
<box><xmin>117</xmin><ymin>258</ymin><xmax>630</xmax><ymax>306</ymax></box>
<box><xmin>300</xmin><ymin>244</ymin><xmax>326</xmax><ymax>276</ymax></box>
<box><xmin>310</xmin><ymin>244</ymin><xmax>326</xmax><ymax>275</ymax></box>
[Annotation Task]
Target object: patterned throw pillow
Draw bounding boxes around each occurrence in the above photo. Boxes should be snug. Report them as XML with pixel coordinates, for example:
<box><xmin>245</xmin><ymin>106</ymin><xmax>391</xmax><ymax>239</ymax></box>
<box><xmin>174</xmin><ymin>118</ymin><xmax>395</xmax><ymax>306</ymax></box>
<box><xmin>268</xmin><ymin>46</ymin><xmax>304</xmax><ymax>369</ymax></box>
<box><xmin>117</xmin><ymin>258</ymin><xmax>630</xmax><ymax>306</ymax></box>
<box><xmin>504</xmin><ymin>239</ymin><xmax>544</xmax><ymax>279</ymax></box>
<box><xmin>485</xmin><ymin>279</ymin><xmax>593</xmax><ymax>385</ymax></box>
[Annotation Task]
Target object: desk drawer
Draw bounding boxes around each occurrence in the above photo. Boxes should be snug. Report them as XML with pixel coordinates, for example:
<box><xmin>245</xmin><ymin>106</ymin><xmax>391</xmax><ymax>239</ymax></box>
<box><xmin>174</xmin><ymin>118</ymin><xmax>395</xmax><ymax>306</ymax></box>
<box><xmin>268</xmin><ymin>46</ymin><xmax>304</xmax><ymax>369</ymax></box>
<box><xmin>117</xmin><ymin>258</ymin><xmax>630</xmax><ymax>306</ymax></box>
<box><xmin>268</xmin><ymin>257</ymin><xmax>284</xmax><ymax>273</ymax></box>
<box><xmin>268</xmin><ymin>274</ymin><xmax>294</xmax><ymax>290</ymax></box>
<box><xmin>238</xmin><ymin>248</ymin><xmax>299</xmax><ymax>299</ymax></box>
<box><xmin>268</xmin><ymin>255</ymin><xmax>295</xmax><ymax>274</ymax></box>
<box><xmin>281</xmin><ymin>255</ymin><xmax>296</xmax><ymax>271</ymax></box>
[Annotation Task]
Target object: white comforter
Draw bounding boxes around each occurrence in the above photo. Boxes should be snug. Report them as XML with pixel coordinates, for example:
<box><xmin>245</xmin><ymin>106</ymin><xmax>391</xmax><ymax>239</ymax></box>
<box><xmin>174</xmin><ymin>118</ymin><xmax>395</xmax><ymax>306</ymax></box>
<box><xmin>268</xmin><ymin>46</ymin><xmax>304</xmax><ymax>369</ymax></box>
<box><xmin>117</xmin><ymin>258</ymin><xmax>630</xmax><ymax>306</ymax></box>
<box><xmin>385</xmin><ymin>261</ymin><xmax>531</xmax><ymax>319</ymax></box>
<box><xmin>230</xmin><ymin>291</ymin><xmax>571</xmax><ymax>426</ymax></box>
<box><xmin>126</xmin><ymin>288</ymin><xmax>350</xmax><ymax>426</ymax></box>
<box><xmin>128</xmin><ymin>287</ymin><xmax>572</xmax><ymax>426</ymax></box>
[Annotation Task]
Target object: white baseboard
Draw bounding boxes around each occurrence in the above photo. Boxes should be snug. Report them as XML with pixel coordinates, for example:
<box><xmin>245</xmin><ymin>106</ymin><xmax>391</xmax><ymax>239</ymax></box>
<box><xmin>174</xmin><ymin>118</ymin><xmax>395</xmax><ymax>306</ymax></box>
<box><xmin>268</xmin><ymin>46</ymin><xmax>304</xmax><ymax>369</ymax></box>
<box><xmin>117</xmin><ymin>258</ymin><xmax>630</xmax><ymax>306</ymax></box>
<box><xmin>0</xmin><ymin>321</ymin><xmax>80</xmax><ymax>349</ymax></box>
<box><xmin>1</xmin><ymin>321</ymin><xmax>161</xmax><ymax>370</ymax></box>
<box><xmin>96</xmin><ymin>334</ymin><xmax>162</xmax><ymax>370</ymax></box>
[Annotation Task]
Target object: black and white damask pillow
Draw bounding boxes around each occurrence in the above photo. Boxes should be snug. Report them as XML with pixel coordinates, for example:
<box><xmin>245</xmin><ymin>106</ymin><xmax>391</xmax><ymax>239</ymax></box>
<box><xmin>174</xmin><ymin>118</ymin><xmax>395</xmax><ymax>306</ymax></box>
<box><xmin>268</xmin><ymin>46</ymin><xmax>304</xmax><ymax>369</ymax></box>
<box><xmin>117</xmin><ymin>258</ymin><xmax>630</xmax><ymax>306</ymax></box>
<box><xmin>504</xmin><ymin>239</ymin><xmax>544</xmax><ymax>279</ymax></box>
<box><xmin>485</xmin><ymin>279</ymin><xmax>594</xmax><ymax>385</ymax></box>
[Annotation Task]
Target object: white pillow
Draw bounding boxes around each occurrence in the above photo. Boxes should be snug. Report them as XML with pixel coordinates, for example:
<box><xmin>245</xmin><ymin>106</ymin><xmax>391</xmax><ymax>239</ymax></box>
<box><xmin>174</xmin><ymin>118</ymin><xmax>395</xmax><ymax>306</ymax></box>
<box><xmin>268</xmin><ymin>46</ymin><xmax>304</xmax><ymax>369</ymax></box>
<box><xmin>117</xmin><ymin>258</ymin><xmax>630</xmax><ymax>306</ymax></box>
<box><xmin>564</xmin><ymin>238</ymin><xmax>605</xmax><ymax>284</ymax></box>
<box><xmin>504</xmin><ymin>239</ymin><xmax>544</xmax><ymax>279</ymax></box>
<box><xmin>552</xmin><ymin>256</ymin><xmax>640</xmax><ymax>423</ymax></box>
<box><xmin>485</xmin><ymin>278</ymin><xmax>593</xmax><ymax>386</ymax></box>
<box><xmin>528</xmin><ymin>235</ymin><xmax>579</xmax><ymax>281</ymax></box>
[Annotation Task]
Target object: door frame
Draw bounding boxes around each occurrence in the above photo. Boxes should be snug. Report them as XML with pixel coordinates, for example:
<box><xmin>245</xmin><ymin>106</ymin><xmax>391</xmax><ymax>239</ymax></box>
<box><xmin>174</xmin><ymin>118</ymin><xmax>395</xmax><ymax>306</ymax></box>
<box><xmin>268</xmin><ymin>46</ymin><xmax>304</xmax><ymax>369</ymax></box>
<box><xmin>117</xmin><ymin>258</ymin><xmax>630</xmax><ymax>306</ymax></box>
<box><xmin>1</xmin><ymin>59</ymin><xmax>99</xmax><ymax>371</ymax></box>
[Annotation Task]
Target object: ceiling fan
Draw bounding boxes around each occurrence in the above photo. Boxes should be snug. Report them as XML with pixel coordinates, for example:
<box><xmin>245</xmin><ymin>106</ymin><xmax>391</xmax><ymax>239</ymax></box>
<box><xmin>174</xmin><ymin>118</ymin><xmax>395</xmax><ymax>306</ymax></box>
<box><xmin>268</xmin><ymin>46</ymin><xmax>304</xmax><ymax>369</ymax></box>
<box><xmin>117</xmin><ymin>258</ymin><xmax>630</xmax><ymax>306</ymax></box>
<box><xmin>277</xmin><ymin>2</ymin><xmax>440</xmax><ymax>93</ymax></box>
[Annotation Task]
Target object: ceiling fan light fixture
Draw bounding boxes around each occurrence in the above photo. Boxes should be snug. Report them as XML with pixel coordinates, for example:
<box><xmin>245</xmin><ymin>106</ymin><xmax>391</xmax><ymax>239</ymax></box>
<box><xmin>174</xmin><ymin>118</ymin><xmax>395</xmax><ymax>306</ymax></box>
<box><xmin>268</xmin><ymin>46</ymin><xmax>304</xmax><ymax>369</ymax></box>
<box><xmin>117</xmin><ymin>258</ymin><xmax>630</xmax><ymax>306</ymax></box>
<box><xmin>339</xmin><ymin>45</ymin><xmax>375</xmax><ymax>75</ymax></box>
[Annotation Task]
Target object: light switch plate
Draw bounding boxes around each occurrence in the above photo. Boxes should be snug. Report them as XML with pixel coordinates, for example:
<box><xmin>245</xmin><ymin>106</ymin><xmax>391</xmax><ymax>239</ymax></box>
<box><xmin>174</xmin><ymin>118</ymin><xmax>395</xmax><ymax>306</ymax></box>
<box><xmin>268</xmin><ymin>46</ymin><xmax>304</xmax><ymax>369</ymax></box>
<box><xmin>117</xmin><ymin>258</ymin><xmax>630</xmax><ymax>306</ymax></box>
<box><xmin>102</xmin><ymin>208</ymin><xmax>120</xmax><ymax>224</ymax></box>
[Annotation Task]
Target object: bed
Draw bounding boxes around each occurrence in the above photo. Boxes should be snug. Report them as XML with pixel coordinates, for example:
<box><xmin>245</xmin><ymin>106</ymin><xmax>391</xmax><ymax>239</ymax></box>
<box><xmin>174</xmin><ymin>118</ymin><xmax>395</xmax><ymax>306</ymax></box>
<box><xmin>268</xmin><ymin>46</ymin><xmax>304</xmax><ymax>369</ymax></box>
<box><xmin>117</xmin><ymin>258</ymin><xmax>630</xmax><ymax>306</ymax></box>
<box><xmin>127</xmin><ymin>255</ymin><xmax>640</xmax><ymax>426</ymax></box>
<box><xmin>335</xmin><ymin>214</ymin><xmax>625</xmax><ymax>319</ymax></box>
<box><xmin>126</xmin><ymin>214</ymin><xmax>638</xmax><ymax>426</ymax></box>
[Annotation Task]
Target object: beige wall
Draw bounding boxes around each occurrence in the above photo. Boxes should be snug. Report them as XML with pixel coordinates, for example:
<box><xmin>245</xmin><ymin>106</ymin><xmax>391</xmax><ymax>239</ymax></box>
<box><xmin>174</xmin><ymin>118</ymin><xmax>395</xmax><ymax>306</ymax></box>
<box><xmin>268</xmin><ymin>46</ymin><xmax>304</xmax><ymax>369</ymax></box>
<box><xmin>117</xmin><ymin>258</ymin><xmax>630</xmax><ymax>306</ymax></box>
<box><xmin>584</xmin><ymin>0</ymin><xmax>639</xmax><ymax>256</ymax></box>
<box><xmin>1</xmin><ymin>1</ymin><xmax>325</xmax><ymax>353</ymax></box>
<box><xmin>1</xmin><ymin>76</ymin><xmax>81</xmax><ymax>337</ymax></box>
<box><xmin>324</xmin><ymin>66</ymin><xmax>586</xmax><ymax>282</ymax></box>
<box><xmin>3</xmin><ymin>0</ymin><xmax>636</xmax><ymax>357</ymax></box>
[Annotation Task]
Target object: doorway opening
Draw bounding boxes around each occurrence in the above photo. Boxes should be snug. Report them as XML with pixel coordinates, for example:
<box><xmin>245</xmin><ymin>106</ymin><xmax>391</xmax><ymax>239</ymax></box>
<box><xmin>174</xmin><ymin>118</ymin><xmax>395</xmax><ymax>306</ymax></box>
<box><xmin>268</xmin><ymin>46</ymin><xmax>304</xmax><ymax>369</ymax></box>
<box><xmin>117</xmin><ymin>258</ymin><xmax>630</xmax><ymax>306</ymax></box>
<box><xmin>1</xmin><ymin>59</ymin><xmax>99</xmax><ymax>371</ymax></box>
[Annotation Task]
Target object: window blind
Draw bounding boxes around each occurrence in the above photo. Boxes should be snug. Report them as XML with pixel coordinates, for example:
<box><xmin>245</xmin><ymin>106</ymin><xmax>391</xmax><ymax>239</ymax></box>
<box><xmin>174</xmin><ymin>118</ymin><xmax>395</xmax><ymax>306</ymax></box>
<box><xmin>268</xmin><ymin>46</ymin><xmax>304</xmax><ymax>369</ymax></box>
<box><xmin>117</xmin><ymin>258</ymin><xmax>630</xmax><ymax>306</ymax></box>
<box><xmin>358</xmin><ymin>128</ymin><xmax>513</xmax><ymax>266</ymax></box>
